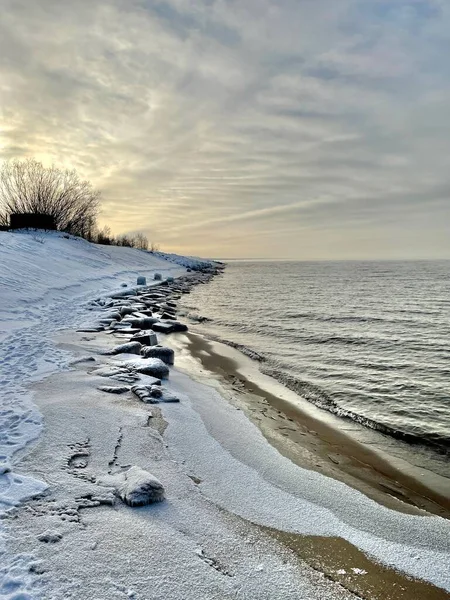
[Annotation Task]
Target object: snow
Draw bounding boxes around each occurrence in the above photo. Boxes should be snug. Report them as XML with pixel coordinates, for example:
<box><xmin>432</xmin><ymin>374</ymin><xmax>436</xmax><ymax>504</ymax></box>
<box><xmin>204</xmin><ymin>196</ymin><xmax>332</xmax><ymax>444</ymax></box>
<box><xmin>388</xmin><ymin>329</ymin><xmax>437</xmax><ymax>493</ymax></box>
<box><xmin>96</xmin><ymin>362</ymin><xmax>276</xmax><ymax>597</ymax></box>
<box><xmin>0</xmin><ymin>231</ymin><xmax>190</xmax><ymax>511</ymax></box>
<box><xmin>151</xmin><ymin>250</ymin><xmax>221</xmax><ymax>271</ymax></box>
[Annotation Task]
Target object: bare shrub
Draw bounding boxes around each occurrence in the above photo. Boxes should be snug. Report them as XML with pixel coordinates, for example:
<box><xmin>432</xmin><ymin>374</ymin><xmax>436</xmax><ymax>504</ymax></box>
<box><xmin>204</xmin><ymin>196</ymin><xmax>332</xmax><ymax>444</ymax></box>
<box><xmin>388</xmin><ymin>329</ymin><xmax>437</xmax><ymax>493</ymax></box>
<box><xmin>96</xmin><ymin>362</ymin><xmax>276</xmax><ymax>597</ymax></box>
<box><xmin>134</xmin><ymin>233</ymin><xmax>149</xmax><ymax>250</ymax></box>
<box><xmin>0</xmin><ymin>158</ymin><xmax>100</xmax><ymax>236</ymax></box>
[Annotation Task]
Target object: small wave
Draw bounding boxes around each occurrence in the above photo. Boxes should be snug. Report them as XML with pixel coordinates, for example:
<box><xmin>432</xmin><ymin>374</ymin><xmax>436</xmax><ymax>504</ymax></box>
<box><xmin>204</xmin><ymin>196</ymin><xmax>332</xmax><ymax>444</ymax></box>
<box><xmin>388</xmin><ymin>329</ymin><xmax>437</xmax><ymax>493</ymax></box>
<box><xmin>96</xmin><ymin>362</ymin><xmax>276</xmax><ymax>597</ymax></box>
<box><xmin>261</xmin><ymin>366</ymin><xmax>450</xmax><ymax>455</ymax></box>
<box><xmin>200</xmin><ymin>332</ymin><xmax>266</xmax><ymax>362</ymax></box>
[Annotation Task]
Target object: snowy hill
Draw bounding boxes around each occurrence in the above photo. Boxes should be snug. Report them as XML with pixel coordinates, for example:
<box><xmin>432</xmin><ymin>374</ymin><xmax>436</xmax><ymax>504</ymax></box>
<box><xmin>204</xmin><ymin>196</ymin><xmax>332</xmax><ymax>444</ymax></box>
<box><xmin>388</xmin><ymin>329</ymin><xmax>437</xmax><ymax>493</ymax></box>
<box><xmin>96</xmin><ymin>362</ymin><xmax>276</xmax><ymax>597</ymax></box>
<box><xmin>0</xmin><ymin>230</ymin><xmax>205</xmax><ymax>507</ymax></box>
<box><xmin>0</xmin><ymin>232</ymin><xmax>193</xmax><ymax>339</ymax></box>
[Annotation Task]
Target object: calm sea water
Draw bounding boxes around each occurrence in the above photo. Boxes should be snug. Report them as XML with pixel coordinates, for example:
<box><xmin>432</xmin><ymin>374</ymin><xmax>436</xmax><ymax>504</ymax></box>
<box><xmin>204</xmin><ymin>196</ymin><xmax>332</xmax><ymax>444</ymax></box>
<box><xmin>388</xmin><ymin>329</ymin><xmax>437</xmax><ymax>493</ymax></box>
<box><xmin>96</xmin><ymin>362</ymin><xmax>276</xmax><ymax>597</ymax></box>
<box><xmin>180</xmin><ymin>261</ymin><xmax>450</xmax><ymax>470</ymax></box>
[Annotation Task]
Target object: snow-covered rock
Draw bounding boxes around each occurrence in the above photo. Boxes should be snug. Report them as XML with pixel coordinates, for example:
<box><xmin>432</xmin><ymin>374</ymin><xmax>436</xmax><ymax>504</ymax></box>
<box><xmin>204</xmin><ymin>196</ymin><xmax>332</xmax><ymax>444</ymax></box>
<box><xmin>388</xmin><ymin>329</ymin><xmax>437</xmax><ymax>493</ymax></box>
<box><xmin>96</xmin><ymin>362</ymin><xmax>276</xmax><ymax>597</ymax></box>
<box><xmin>116</xmin><ymin>466</ymin><xmax>165</xmax><ymax>506</ymax></box>
<box><xmin>141</xmin><ymin>345</ymin><xmax>174</xmax><ymax>365</ymax></box>
<box><xmin>105</xmin><ymin>342</ymin><xmax>142</xmax><ymax>356</ymax></box>
<box><xmin>127</xmin><ymin>357</ymin><xmax>169</xmax><ymax>378</ymax></box>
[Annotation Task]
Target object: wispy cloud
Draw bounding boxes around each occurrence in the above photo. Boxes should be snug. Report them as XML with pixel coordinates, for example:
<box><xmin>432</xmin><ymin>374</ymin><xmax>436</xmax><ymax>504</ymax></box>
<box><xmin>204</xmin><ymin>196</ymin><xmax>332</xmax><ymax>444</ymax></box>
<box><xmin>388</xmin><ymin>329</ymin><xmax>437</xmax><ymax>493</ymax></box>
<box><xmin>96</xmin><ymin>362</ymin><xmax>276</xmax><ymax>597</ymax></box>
<box><xmin>1</xmin><ymin>0</ymin><xmax>449</xmax><ymax>258</ymax></box>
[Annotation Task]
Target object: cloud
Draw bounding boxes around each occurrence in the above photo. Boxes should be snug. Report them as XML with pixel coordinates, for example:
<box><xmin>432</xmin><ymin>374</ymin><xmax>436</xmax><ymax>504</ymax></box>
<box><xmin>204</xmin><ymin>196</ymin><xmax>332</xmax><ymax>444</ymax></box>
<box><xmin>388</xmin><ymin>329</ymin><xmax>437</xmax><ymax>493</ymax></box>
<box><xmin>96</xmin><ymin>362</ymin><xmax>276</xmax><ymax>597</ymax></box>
<box><xmin>1</xmin><ymin>0</ymin><xmax>449</xmax><ymax>258</ymax></box>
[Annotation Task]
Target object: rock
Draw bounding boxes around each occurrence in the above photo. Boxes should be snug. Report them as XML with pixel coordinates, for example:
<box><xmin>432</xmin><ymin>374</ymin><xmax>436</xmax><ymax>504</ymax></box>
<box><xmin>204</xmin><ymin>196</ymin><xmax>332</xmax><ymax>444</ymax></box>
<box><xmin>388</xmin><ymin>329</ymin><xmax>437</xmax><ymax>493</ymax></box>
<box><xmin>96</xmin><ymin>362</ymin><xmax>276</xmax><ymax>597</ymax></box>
<box><xmin>154</xmin><ymin>273</ymin><xmax>162</xmax><ymax>281</ymax></box>
<box><xmin>166</xmin><ymin>276</ymin><xmax>174</xmax><ymax>282</ymax></box>
<box><xmin>166</xmin><ymin>301</ymin><xmax>177</xmax><ymax>308</ymax></box>
<box><xmin>105</xmin><ymin>341</ymin><xmax>142</xmax><ymax>356</ymax></box>
<box><xmin>136</xmin><ymin>309</ymin><xmax>153</xmax><ymax>317</ymax></box>
<box><xmin>120</xmin><ymin>306</ymin><xmax>135</xmax><ymax>316</ymax></box>
<box><xmin>137</xmin><ymin>276</ymin><xmax>147</xmax><ymax>285</ymax></box>
<box><xmin>104</xmin><ymin>311</ymin><xmax>122</xmax><ymax>321</ymax></box>
<box><xmin>136</xmin><ymin>375</ymin><xmax>162</xmax><ymax>387</ymax></box>
<box><xmin>117</xmin><ymin>466</ymin><xmax>165</xmax><ymax>506</ymax></box>
<box><xmin>131</xmin><ymin>385</ymin><xmax>155</xmax><ymax>403</ymax></box>
<box><xmin>160</xmin><ymin>312</ymin><xmax>176</xmax><ymax>321</ymax></box>
<box><xmin>131</xmin><ymin>384</ymin><xmax>178</xmax><ymax>404</ymax></box>
<box><xmin>121</xmin><ymin>283</ymin><xmax>128</xmax><ymax>287</ymax></box>
<box><xmin>122</xmin><ymin>317</ymin><xmax>158</xmax><ymax>330</ymax></box>
<box><xmin>130</xmin><ymin>311</ymin><xmax>151</xmax><ymax>319</ymax></box>
<box><xmin>111</xmin><ymin>290</ymin><xmax>136</xmax><ymax>299</ymax></box>
<box><xmin>151</xmin><ymin>322</ymin><xmax>175</xmax><ymax>334</ymax></box>
<box><xmin>98</xmin><ymin>385</ymin><xmax>130</xmax><ymax>394</ymax></box>
<box><xmin>149</xmin><ymin>385</ymin><xmax>163</xmax><ymax>398</ymax></box>
<box><xmin>77</xmin><ymin>326</ymin><xmax>104</xmax><ymax>333</ymax></box>
<box><xmin>128</xmin><ymin>358</ymin><xmax>169</xmax><ymax>378</ymax></box>
<box><xmin>113</xmin><ymin>327</ymin><xmax>141</xmax><ymax>335</ymax></box>
<box><xmin>110</xmin><ymin>374</ymin><xmax>140</xmax><ymax>384</ymax></box>
<box><xmin>131</xmin><ymin>332</ymin><xmax>158</xmax><ymax>346</ymax></box>
<box><xmin>141</xmin><ymin>345</ymin><xmax>174</xmax><ymax>365</ymax></box>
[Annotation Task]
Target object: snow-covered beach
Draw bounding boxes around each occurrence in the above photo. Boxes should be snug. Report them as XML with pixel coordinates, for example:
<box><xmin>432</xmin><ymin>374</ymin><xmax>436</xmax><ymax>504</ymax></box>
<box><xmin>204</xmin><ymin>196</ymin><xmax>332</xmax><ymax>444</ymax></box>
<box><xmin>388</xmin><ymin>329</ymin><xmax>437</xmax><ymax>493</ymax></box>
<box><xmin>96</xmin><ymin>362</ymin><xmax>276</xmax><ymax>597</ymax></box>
<box><xmin>1</xmin><ymin>232</ymin><xmax>449</xmax><ymax>600</ymax></box>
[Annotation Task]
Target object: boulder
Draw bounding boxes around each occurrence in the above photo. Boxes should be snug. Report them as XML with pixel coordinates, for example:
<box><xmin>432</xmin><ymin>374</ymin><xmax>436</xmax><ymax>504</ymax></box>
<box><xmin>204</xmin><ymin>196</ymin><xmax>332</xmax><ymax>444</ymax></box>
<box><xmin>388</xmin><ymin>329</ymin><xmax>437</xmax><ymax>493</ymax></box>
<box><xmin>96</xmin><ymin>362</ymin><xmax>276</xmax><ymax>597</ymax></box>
<box><xmin>160</xmin><ymin>312</ymin><xmax>176</xmax><ymax>321</ymax></box>
<box><xmin>149</xmin><ymin>385</ymin><xmax>163</xmax><ymax>398</ymax></box>
<box><xmin>112</xmin><ymin>327</ymin><xmax>141</xmax><ymax>335</ymax></box>
<box><xmin>98</xmin><ymin>385</ymin><xmax>130</xmax><ymax>394</ymax></box>
<box><xmin>151</xmin><ymin>322</ymin><xmax>175</xmax><ymax>334</ymax></box>
<box><xmin>141</xmin><ymin>345</ymin><xmax>174</xmax><ymax>365</ymax></box>
<box><xmin>110</xmin><ymin>374</ymin><xmax>140</xmax><ymax>384</ymax></box>
<box><xmin>122</xmin><ymin>317</ymin><xmax>158</xmax><ymax>330</ymax></box>
<box><xmin>137</xmin><ymin>276</ymin><xmax>147</xmax><ymax>286</ymax></box>
<box><xmin>128</xmin><ymin>358</ymin><xmax>169</xmax><ymax>378</ymax></box>
<box><xmin>131</xmin><ymin>332</ymin><xmax>158</xmax><ymax>346</ymax></box>
<box><xmin>154</xmin><ymin>273</ymin><xmax>162</xmax><ymax>281</ymax></box>
<box><xmin>116</xmin><ymin>466</ymin><xmax>165</xmax><ymax>506</ymax></box>
<box><xmin>171</xmin><ymin>321</ymin><xmax>188</xmax><ymax>333</ymax></box>
<box><xmin>131</xmin><ymin>385</ymin><xmax>155</xmax><ymax>403</ymax></box>
<box><xmin>105</xmin><ymin>341</ymin><xmax>142</xmax><ymax>356</ymax></box>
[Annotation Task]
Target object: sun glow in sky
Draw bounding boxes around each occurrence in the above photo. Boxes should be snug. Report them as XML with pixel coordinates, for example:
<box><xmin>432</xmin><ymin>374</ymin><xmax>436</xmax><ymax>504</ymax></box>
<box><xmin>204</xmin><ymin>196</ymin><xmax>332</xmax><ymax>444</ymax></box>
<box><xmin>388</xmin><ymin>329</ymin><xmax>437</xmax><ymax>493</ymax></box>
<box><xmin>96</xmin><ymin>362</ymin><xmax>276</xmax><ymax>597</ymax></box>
<box><xmin>1</xmin><ymin>0</ymin><xmax>450</xmax><ymax>258</ymax></box>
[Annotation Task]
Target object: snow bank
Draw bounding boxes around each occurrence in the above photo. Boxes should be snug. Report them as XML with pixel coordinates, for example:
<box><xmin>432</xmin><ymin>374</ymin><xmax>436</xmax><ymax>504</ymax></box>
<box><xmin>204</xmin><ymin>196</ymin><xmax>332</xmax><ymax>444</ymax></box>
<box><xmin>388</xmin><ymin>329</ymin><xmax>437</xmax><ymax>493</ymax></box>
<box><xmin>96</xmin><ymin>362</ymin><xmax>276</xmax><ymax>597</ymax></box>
<box><xmin>151</xmin><ymin>250</ymin><xmax>220</xmax><ymax>271</ymax></box>
<box><xmin>0</xmin><ymin>230</ymin><xmax>188</xmax><ymax>510</ymax></box>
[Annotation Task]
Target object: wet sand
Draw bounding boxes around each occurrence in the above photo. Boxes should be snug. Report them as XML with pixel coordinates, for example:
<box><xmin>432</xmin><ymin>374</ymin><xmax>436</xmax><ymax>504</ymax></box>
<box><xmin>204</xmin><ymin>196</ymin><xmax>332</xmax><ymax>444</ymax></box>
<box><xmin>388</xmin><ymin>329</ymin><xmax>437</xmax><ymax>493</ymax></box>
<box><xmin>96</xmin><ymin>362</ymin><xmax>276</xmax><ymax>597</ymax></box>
<box><xmin>160</xmin><ymin>330</ymin><xmax>450</xmax><ymax>599</ymax></box>
<box><xmin>172</xmin><ymin>331</ymin><xmax>450</xmax><ymax>519</ymax></box>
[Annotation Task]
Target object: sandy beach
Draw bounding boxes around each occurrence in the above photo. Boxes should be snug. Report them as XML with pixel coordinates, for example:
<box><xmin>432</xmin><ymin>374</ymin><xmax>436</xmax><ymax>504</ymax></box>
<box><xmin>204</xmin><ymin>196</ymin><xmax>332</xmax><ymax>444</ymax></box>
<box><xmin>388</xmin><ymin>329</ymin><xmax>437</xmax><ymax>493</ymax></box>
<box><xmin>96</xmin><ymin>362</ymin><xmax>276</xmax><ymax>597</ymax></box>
<box><xmin>175</xmin><ymin>332</ymin><xmax>450</xmax><ymax>519</ymax></box>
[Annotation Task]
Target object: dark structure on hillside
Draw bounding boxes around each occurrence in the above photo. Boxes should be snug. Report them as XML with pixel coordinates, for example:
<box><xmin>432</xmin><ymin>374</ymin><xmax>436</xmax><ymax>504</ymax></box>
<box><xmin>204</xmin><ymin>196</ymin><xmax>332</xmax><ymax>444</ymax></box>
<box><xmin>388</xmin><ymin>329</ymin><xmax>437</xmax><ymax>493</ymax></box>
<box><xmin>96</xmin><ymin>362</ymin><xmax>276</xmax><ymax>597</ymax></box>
<box><xmin>9</xmin><ymin>213</ymin><xmax>57</xmax><ymax>231</ymax></box>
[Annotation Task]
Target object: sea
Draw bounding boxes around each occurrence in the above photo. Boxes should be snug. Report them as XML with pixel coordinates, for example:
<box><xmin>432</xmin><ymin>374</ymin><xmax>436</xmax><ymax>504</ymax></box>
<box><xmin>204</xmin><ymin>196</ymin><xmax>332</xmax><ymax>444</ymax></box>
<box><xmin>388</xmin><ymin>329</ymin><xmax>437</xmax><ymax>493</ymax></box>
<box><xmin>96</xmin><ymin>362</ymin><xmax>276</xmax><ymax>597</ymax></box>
<box><xmin>179</xmin><ymin>260</ymin><xmax>450</xmax><ymax>476</ymax></box>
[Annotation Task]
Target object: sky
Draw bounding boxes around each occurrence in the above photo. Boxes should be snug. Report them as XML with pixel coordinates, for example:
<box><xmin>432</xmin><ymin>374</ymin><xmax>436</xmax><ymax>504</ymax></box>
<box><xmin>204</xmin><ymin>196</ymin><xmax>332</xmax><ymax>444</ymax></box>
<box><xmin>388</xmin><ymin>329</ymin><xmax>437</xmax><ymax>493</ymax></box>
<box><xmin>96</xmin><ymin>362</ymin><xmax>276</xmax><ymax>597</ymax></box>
<box><xmin>1</xmin><ymin>0</ymin><xmax>450</xmax><ymax>259</ymax></box>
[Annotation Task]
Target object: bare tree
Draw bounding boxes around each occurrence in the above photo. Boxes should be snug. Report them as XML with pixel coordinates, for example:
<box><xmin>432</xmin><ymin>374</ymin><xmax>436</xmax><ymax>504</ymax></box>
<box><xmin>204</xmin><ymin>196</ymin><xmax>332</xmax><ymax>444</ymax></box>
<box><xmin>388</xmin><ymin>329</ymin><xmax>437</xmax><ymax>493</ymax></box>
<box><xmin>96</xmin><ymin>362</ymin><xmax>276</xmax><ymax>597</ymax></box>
<box><xmin>134</xmin><ymin>233</ymin><xmax>149</xmax><ymax>251</ymax></box>
<box><xmin>0</xmin><ymin>158</ymin><xmax>100</xmax><ymax>236</ymax></box>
